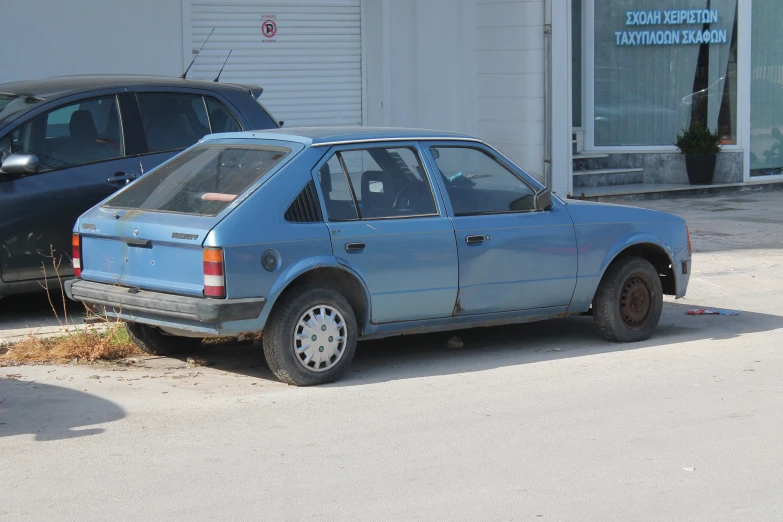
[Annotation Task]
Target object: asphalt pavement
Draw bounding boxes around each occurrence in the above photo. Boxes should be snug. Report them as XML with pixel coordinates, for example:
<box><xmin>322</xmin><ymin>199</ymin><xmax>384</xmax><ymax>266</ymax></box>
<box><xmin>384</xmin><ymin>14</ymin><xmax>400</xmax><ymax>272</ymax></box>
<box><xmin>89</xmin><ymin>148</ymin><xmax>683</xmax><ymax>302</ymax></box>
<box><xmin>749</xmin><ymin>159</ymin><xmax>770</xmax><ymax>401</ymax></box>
<box><xmin>2</xmin><ymin>192</ymin><xmax>783</xmax><ymax>521</ymax></box>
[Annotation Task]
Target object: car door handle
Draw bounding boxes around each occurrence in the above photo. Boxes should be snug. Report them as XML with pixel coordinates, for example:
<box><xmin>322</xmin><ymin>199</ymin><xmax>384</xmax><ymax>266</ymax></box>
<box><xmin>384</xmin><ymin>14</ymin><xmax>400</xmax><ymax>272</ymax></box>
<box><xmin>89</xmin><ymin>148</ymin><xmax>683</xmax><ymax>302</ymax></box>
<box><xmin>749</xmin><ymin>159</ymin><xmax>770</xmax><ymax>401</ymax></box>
<box><xmin>125</xmin><ymin>238</ymin><xmax>151</xmax><ymax>247</ymax></box>
<box><xmin>107</xmin><ymin>172</ymin><xmax>138</xmax><ymax>185</ymax></box>
<box><xmin>465</xmin><ymin>235</ymin><xmax>486</xmax><ymax>244</ymax></box>
<box><xmin>345</xmin><ymin>242</ymin><xmax>366</xmax><ymax>252</ymax></box>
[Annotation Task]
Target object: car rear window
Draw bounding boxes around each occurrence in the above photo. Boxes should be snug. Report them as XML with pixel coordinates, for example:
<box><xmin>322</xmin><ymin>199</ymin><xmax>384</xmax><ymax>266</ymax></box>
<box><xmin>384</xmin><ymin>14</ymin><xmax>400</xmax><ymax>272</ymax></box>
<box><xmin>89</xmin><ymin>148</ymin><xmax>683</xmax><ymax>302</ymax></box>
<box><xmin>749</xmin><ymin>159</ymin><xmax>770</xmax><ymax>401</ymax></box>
<box><xmin>104</xmin><ymin>145</ymin><xmax>290</xmax><ymax>216</ymax></box>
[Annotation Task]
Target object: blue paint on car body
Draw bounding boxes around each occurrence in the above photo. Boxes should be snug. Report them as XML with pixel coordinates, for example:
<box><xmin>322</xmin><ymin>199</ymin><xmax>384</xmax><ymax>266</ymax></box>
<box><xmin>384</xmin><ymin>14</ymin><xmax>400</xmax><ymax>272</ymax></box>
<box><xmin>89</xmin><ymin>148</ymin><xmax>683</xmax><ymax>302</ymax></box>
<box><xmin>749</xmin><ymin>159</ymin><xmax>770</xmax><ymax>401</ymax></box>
<box><xmin>67</xmin><ymin>127</ymin><xmax>691</xmax><ymax>343</ymax></box>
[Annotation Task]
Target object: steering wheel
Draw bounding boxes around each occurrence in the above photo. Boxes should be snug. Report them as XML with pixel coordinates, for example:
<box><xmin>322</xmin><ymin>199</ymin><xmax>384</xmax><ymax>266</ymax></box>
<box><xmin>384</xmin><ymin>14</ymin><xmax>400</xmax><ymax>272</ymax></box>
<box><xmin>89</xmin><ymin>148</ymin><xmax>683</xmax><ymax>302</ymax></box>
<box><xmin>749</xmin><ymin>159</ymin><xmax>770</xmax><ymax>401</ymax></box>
<box><xmin>392</xmin><ymin>182</ymin><xmax>425</xmax><ymax>212</ymax></box>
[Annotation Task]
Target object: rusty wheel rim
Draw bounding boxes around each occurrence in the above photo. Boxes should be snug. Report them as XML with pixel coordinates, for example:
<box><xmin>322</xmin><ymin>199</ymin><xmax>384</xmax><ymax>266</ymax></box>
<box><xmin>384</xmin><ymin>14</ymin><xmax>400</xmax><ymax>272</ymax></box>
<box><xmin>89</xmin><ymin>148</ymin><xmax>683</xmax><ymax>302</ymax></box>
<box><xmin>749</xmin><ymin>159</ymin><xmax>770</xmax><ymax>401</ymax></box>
<box><xmin>619</xmin><ymin>275</ymin><xmax>653</xmax><ymax>329</ymax></box>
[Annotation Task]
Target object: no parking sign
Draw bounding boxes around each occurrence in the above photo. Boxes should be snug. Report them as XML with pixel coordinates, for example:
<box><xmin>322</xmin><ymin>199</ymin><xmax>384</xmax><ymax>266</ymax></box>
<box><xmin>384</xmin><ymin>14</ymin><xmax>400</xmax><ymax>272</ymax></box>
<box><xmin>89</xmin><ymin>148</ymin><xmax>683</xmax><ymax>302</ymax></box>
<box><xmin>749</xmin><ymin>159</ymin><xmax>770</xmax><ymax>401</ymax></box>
<box><xmin>262</xmin><ymin>15</ymin><xmax>277</xmax><ymax>40</ymax></box>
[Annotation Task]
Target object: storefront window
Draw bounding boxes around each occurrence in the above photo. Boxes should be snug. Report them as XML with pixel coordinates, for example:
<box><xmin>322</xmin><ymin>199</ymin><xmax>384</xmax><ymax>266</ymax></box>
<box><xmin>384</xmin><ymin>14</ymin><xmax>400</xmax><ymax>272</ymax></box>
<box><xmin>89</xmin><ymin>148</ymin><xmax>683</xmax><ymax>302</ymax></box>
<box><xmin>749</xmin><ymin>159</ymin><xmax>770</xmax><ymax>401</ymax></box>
<box><xmin>750</xmin><ymin>0</ymin><xmax>783</xmax><ymax>176</ymax></box>
<box><xmin>594</xmin><ymin>1</ymin><xmax>738</xmax><ymax>147</ymax></box>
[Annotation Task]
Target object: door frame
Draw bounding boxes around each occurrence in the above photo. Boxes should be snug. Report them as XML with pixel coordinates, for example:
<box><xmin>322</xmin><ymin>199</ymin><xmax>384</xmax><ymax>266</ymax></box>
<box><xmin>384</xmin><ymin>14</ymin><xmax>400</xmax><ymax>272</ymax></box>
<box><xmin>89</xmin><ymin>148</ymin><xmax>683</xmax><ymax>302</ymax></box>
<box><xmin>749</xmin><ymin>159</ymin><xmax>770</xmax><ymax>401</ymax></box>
<box><xmin>308</xmin><ymin>140</ymin><xmax>460</xmax><ymax>323</ymax></box>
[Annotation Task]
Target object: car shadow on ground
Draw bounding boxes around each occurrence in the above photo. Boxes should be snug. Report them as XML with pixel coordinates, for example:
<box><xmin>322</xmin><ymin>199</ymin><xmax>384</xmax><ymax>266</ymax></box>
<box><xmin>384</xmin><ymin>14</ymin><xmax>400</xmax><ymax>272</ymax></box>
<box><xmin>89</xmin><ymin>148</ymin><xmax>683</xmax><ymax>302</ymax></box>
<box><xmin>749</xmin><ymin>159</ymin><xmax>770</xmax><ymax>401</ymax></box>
<box><xmin>0</xmin><ymin>291</ymin><xmax>86</xmax><ymax>326</ymax></box>
<box><xmin>185</xmin><ymin>300</ymin><xmax>783</xmax><ymax>387</ymax></box>
<box><xmin>0</xmin><ymin>378</ymin><xmax>125</xmax><ymax>441</ymax></box>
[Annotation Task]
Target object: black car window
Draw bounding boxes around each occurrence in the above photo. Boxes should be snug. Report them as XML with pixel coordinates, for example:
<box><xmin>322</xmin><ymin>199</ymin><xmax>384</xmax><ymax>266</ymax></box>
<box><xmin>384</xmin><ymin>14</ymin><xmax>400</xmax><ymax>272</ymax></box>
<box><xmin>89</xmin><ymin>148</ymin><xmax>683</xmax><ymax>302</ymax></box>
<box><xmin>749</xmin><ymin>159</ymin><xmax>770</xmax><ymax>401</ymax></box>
<box><xmin>206</xmin><ymin>97</ymin><xmax>243</xmax><ymax>133</ymax></box>
<box><xmin>136</xmin><ymin>93</ymin><xmax>211</xmax><ymax>153</ymax></box>
<box><xmin>430</xmin><ymin>146</ymin><xmax>536</xmax><ymax>215</ymax></box>
<box><xmin>336</xmin><ymin>147</ymin><xmax>437</xmax><ymax>219</ymax></box>
<box><xmin>192</xmin><ymin>97</ymin><xmax>210</xmax><ymax>131</ymax></box>
<box><xmin>10</xmin><ymin>95</ymin><xmax>124</xmax><ymax>172</ymax></box>
<box><xmin>318</xmin><ymin>154</ymin><xmax>358</xmax><ymax>221</ymax></box>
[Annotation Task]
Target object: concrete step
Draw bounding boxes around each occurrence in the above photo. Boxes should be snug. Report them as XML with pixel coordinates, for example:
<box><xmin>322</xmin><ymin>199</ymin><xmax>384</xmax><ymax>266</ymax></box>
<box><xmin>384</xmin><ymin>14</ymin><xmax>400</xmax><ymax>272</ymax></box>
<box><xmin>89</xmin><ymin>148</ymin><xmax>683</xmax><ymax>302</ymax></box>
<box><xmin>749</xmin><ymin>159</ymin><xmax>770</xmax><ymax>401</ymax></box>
<box><xmin>572</xmin><ymin>153</ymin><xmax>610</xmax><ymax>160</ymax></box>
<box><xmin>569</xmin><ymin>179</ymin><xmax>783</xmax><ymax>202</ymax></box>
<box><xmin>573</xmin><ymin>168</ymin><xmax>644</xmax><ymax>188</ymax></box>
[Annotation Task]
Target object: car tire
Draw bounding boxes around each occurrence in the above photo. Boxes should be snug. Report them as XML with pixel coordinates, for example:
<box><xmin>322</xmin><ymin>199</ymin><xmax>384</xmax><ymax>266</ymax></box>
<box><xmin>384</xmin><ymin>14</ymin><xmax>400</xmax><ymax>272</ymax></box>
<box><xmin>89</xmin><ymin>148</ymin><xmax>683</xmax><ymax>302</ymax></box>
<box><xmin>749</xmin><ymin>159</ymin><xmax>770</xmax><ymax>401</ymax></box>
<box><xmin>593</xmin><ymin>257</ymin><xmax>663</xmax><ymax>343</ymax></box>
<box><xmin>263</xmin><ymin>285</ymin><xmax>358</xmax><ymax>386</ymax></box>
<box><xmin>125</xmin><ymin>322</ymin><xmax>203</xmax><ymax>356</ymax></box>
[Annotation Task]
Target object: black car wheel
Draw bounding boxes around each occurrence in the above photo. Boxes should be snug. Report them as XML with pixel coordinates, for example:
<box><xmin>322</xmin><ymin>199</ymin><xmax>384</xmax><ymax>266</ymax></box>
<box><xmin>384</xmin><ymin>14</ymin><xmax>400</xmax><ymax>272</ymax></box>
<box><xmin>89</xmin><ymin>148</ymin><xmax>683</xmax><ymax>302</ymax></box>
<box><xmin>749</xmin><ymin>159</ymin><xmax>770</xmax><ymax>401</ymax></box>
<box><xmin>593</xmin><ymin>257</ymin><xmax>663</xmax><ymax>343</ymax></box>
<box><xmin>125</xmin><ymin>322</ymin><xmax>203</xmax><ymax>356</ymax></box>
<box><xmin>263</xmin><ymin>285</ymin><xmax>358</xmax><ymax>386</ymax></box>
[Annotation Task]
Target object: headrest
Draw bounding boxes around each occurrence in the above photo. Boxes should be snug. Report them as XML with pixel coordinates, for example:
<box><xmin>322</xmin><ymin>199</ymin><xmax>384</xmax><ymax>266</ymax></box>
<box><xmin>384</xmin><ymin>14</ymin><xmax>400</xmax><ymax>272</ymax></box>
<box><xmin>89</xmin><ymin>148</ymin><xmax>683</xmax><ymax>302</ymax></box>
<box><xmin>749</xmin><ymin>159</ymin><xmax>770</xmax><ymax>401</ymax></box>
<box><xmin>69</xmin><ymin>110</ymin><xmax>98</xmax><ymax>139</ymax></box>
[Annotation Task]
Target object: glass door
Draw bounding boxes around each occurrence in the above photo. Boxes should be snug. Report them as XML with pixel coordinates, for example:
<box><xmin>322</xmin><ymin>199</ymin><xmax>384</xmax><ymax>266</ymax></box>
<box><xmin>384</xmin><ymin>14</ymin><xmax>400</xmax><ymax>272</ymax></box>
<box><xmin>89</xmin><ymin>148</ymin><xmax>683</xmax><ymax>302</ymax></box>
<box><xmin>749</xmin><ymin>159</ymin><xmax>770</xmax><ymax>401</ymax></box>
<box><xmin>750</xmin><ymin>0</ymin><xmax>783</xmax><ymax>177</ymax></box>
<box><xmin>572</xmin><ymin>0</ymin><xmax>583</xmax><ymax>152</ymax></box>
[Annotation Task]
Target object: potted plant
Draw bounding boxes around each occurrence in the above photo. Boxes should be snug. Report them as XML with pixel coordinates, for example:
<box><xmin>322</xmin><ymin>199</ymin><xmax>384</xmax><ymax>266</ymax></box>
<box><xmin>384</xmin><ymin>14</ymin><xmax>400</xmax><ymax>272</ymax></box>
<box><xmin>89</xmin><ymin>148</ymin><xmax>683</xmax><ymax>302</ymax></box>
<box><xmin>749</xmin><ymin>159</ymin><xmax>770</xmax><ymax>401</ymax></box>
<box><xmin>674</xmin><ymin>121</ymin><xmax>722</xmax><ymax>185</ymax></box>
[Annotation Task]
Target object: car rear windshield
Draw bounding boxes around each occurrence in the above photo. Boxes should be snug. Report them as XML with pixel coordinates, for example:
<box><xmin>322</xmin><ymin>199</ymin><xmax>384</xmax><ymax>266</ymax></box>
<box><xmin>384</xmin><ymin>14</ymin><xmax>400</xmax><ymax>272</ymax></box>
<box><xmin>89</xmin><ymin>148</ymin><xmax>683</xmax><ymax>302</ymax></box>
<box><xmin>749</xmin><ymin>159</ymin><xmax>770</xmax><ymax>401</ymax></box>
<box><xmin>0</xmin><ymin>94</ymin><xmax>41</xmax><ymax>123</ymax></box>
<box><xmin>104</xmin><ymin>145</ymin><xmax>291</xmax><ymax>216</ymax></box>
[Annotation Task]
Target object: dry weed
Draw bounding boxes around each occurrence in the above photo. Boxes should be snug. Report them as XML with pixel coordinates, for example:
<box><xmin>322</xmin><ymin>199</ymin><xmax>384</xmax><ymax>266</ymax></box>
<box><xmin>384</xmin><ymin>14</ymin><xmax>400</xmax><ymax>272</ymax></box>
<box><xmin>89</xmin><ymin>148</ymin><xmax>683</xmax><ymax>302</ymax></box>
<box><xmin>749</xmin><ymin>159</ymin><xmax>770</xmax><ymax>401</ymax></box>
<box><xmin>1</xmin><ymin>323</ymin><xmax>145</xmax><ymax>364</ymax></box>
<box><xmin>0</xmin><ymin>248</ymin><xmax>145</xmax><ymax>364</ymax></box>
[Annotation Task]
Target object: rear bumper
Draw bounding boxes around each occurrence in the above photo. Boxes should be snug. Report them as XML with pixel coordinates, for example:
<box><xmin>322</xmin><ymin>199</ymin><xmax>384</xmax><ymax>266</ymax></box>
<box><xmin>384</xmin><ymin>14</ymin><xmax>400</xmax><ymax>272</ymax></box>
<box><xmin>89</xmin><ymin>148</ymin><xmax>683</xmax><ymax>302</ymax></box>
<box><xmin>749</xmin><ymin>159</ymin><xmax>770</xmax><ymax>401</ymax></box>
<box><xmin>65</xmin><ymin>279</ymin><xmax>266</xmax><ymax>324</ymax></box>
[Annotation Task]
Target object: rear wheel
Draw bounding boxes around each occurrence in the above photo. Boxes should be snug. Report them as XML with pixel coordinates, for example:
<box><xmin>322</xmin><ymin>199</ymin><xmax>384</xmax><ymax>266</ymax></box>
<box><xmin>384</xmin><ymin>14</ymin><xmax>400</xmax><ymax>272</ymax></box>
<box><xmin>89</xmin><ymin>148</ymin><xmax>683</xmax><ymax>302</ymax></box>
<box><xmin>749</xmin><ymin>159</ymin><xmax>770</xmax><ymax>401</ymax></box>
<box><xmin>593</xmin><ymin>257</ymin><xmax>663</xmax><ymax>343</ymax></box>
<box><xmin>125</xmin><ymin>323</ymin><xmax>203</xmax><ymax>355</ymax></box>
<box><xmin>263</xmin><ymin>285</ymin><xmax>358</xmax><ymax>386</ymax></box>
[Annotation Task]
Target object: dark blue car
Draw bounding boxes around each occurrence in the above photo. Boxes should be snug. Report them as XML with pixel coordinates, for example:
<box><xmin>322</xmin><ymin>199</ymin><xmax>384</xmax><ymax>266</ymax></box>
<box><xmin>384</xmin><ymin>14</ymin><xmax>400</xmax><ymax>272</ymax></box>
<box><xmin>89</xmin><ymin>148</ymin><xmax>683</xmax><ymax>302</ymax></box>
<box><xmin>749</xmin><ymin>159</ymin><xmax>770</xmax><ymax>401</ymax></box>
<box><xmin>0</xmin><ymin>75</ymin><xmax>278</xmax><ymax>298</ymax></box>
<box><xmin>67</xmin><ymin>128</ymin><xmax>691</xmax><ymax>386</ymax></box>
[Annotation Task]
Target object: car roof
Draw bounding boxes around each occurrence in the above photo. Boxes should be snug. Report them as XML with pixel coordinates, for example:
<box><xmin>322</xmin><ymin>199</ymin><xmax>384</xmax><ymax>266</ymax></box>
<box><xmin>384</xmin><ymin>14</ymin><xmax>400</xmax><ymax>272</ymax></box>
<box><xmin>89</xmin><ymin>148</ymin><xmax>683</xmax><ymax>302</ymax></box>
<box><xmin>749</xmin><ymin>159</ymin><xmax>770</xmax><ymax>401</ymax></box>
<box><xmin>0</xmin><ymin>75</ymin><xmax>257</xmax><ymax>100</ymax></box>
<box><xmin>202</xmin><ymin>126</ymin><xmax>483</xmax><ymax>146</ymax></box>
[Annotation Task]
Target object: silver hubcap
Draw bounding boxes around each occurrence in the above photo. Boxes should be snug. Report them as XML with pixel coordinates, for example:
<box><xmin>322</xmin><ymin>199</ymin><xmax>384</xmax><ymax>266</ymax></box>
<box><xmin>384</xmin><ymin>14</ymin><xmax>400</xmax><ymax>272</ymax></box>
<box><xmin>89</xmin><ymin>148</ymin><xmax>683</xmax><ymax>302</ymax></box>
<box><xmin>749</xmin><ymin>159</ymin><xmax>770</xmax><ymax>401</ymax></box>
<box><xmin>293</xmin><ymin>305</ymin><xmax>347</xmax><ymax>372</ymax></box>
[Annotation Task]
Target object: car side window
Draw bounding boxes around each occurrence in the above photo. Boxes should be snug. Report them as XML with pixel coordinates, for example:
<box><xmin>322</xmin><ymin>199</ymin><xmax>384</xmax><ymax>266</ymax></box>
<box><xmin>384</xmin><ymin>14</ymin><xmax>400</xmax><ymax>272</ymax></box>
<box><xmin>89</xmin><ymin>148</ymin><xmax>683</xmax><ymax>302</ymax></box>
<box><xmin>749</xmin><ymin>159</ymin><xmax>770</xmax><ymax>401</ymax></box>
<box><xmin>10</xmin><ymin>95</ymin><xmax>124</xmax><ymax>172</ymax></box>
<box><xmin>205</xmin><ymin>97</ymin><xmax>243</xmax><ymax>133</ymax></box>
<box><xmin>337</xmin><ymin>147</ymin><xmax>437</xmax><ymax>219</ymax></box>
<box><xmin>430</xmin><ymin>146</ymin><xmax>536</xmax><ymax>215</ymax></box>
<box><xmin>318</xmin><ymin>154</ymin><xmax>359</xmax><ymax>221</ymax></box>
<box><xmin>136</xmin><ymin>93</ymin><xmax>211</xmax><ymax>153</ymax></box>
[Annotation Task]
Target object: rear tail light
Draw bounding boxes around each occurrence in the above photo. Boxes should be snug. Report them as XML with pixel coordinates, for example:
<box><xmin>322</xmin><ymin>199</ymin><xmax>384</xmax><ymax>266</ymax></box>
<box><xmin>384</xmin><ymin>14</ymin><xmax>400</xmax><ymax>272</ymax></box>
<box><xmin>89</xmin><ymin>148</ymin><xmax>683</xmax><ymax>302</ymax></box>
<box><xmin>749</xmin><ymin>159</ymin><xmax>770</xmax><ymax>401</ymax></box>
<box><xmin>72</xmin><ymin>234</ymin><xmax>82</xmax><ymax>277</ymax></box>
<box><xmin>686</xmin><ymin>226</ymin><xmax>692</xmax><ymax>255</ymax></box>
<box><xmin>203</xmin><ymin>248</ymin><xmax>226</xmax><ymax>298</ymax></box>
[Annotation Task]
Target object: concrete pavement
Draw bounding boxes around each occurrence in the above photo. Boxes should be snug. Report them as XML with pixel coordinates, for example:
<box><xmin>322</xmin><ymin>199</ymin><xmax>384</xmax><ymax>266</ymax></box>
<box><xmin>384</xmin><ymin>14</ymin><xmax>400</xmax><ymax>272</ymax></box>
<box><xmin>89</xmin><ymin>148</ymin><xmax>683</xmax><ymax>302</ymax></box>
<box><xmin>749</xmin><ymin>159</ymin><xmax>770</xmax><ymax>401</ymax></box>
<box><xmin>2</xmin><ymin>192</ymin><xmax>783</xmax><ymax>520</ymax></box>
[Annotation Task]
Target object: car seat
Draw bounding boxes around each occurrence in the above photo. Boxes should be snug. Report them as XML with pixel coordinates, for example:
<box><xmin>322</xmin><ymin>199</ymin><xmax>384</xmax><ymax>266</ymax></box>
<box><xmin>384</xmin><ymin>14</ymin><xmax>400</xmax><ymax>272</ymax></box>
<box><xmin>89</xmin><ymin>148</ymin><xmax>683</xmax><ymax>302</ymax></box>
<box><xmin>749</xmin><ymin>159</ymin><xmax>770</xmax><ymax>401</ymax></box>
<box><xmin>361</xmin><ymin>170</ymin><xmax>394</xmax><ymax>217</ymax></box>
<box><xmin>56</xmin><ymin>110</ymin><xmax>111</xmax><ymax>164</ymax></box>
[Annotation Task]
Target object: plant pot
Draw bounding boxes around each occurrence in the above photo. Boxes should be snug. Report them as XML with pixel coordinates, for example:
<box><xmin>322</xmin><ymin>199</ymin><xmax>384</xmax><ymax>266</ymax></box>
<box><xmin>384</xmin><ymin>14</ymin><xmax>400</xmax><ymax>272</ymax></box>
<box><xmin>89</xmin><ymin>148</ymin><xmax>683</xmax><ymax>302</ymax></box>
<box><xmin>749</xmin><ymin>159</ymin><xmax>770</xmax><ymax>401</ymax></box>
<box><xmin>684</xmin><ymin>154</ymin><xmax>717</xmax><ymax>185</ymax></box>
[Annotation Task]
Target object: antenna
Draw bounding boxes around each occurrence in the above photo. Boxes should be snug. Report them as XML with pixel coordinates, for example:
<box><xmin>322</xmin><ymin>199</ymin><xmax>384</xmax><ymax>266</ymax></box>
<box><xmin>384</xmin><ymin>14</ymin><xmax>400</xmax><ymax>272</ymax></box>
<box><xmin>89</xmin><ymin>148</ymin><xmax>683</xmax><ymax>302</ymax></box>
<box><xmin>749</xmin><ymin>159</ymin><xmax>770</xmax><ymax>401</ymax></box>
<box><xmin>182</xmin><ymin>28</ymin><xmax>215</xmax><ymax>79</ymax></box>
<box><xmin>213</xmin><ymin>50</ymin><xmax>232</xmax><ymax>82</ymax></box>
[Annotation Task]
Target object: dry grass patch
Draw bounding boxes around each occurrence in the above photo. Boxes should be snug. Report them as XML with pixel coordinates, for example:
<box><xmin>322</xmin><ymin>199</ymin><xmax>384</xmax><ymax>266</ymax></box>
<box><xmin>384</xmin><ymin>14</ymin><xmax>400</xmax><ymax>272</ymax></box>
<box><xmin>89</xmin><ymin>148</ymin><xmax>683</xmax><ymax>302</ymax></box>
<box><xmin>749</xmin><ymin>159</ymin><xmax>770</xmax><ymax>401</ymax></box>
<box><xmin>1</xmin><ymin>323</ymin><xmax>145</xmax><ymax>364</ymax></box>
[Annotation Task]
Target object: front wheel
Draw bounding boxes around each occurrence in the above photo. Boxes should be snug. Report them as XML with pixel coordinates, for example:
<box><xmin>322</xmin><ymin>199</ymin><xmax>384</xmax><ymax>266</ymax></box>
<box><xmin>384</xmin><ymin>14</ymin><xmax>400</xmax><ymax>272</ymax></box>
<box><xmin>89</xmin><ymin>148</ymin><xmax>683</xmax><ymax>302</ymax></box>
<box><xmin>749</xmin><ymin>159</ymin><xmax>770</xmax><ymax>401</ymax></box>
<box><xmin>593</xmin><ymin>257</ymin><xmax>663</xmax><ymax>343</ymax></box>
<box><xmin>263</xmin><ymin>285</ymin><xmax>358</xmax><ymax>386</ymax></box>
<box><xmin>125</xmin><ymin>323</ymin><xmax>203</xmax><ymax>355</ymax></box>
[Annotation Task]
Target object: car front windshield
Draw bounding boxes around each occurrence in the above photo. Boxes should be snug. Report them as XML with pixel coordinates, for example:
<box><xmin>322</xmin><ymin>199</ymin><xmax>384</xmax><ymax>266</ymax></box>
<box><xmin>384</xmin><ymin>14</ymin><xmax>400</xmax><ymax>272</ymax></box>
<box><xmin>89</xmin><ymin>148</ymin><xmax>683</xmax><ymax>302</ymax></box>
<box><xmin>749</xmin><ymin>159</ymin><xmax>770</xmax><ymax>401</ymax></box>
<box><xmin>0</xmin><ymin>94</ymin><xmax>42</xmax><ymax>123</ymax></box>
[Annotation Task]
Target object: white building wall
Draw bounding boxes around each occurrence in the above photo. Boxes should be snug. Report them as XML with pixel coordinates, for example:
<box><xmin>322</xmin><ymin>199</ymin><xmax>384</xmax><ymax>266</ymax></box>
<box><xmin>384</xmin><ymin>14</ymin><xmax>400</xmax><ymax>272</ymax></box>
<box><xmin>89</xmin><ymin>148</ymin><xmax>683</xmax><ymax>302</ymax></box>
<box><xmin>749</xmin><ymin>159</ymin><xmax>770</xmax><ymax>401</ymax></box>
<box><xmin>364</xmin><ymin>0</ymin><xmax>545</xmax><ymax>181</ymax></box>
<box><xmin>0</xmin><ymin>0</ymin><xmax>548</xmax><ymax>184</ymax></box>
<box><xmin>0</xmin><ymin>0</ymin><xmax>183</xmax><ymax>84</ymax></box>
<box><xmin>476</xmin><ymin>0</ymin><xmax>545</xmax><ymax>180</ymax></box>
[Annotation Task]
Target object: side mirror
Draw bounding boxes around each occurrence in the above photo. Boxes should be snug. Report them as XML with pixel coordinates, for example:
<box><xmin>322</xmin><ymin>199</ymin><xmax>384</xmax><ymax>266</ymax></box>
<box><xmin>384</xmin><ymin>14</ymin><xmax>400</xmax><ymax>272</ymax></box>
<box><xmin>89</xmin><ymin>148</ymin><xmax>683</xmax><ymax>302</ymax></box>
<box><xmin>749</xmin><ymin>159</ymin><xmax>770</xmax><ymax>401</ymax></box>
<box><xmin>1</xmin><ymin>153</ymin><xmax>39</xmax><ymax>175</ymax></box>
<box><xmin>534</xmin><ymin>187</ymin><xmax>553</xmax><ymax>211</ymax></box>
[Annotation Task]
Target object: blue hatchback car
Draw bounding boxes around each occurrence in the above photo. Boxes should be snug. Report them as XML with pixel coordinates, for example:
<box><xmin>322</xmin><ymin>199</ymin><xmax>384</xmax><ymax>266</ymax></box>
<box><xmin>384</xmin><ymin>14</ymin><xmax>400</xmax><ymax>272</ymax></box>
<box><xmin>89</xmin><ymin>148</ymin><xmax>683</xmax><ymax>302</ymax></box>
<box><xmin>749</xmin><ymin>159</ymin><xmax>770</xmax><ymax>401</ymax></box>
<box><xmin>67</xmin><ymin>127</ymin><xmax>691</xmax><ymax>385</ymax></box>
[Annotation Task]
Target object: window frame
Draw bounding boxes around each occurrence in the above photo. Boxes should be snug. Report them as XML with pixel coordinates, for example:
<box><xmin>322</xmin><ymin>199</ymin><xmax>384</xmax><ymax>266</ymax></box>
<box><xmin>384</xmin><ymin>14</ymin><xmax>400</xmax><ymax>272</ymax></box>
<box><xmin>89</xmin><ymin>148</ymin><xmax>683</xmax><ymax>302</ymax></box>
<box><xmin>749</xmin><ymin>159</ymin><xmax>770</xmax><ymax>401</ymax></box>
<box><xmin>6</xmin><ymin>93</ymin><xmax>127</xmax><ymax>176</ymax></box>
<box><xmin>204</xmin><ymin>95</ymin><xmax>244</xmax><ymax>134</ymax></box>
<box><xmin>312</xmin><ymin>142</ymin><xmax>442</xmax><ymax>222</ymax></box>
<box><xmin>426</xmin><ymin>143</ymin><xmax>543</xmax><ymax>217</ymax></box>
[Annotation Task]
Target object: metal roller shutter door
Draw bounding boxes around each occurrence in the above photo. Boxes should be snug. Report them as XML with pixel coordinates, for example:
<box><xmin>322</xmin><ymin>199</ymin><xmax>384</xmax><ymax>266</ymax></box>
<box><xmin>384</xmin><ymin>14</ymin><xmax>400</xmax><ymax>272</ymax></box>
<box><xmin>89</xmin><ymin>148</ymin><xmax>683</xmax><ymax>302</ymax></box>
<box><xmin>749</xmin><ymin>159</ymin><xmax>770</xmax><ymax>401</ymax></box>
<box><xmin>188</xmin><ymin>1</ymin><xmax>362</xmax><ymax>127</ymax></box>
